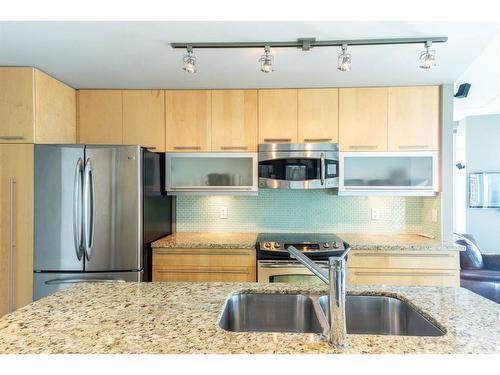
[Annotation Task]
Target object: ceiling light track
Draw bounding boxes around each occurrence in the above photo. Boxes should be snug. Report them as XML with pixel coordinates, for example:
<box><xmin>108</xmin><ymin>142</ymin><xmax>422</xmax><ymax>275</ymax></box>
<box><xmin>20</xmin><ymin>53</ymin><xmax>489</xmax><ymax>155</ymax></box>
<box><xmin>171</xmin><ymin>36</ymin><xmax>448</xmax><ymax>50</ymax></box>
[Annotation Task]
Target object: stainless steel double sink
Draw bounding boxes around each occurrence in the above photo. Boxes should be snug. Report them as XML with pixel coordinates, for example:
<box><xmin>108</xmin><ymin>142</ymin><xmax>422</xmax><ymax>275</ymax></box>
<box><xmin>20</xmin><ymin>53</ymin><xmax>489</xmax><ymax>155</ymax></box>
<box><xmin>219</xmin><ymin>293</ymin><xmax>445</xmax><ymax>337</ymax></box>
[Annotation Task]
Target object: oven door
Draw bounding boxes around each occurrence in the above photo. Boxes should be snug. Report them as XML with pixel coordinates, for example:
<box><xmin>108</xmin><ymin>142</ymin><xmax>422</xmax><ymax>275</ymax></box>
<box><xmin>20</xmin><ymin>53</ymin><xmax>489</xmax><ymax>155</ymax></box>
<box><xmin>258</xmin><ymin>150</ymin><xmax>338</xmax><ymax>189</ymax></box>
<box><xmin>258</xmin><ymin>260</ymin><xmax>328</xmax><ymax>284</ymax></box>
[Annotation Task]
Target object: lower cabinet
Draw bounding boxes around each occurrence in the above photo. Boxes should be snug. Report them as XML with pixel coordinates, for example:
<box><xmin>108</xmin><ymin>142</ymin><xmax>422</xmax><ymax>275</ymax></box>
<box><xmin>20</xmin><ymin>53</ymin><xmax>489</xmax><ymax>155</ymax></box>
<box><xmin>347</xmin><ymin>250</ymin><xmax>459</xmax><ymax>287</ymax></box>
<box><xmin>152</xmin><ymin>248</ymin><xmax>256</xmax><ymax>282</ymax></box>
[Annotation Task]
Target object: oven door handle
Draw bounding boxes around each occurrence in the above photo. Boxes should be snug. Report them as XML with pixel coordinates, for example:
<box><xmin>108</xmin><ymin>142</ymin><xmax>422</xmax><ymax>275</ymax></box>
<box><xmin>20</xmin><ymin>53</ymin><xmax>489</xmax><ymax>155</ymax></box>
<box><xmin>260</xmin><ymin>263</ymin><xmax>328</xmax><ymax>269</ymax></box>
<box><xmin>320</xmin><ymin>152</ymin><xmax>325</xmax><ymax>186</ymax></box>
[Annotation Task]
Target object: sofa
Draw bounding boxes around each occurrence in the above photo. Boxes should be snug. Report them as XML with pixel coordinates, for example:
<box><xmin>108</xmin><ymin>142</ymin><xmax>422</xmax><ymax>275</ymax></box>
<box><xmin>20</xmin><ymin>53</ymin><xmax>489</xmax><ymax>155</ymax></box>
<box><xmin>454</xmin><ymin>233</ymin><xmax>500</xmax><ymax>304</ymax></box>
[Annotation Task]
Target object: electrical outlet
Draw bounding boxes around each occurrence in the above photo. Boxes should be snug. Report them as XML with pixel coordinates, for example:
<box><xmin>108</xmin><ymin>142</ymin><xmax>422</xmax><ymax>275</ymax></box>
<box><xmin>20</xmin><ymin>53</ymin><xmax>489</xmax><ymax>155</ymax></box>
<box><xmin>371</xmin><ymin>208</ymin><xmax>380</xmax><ymax>221</ymax></box>
<box><xmin>431</xmin><ymin>209</ymin><xmax>438</xmax><ymax>223</ymax></box>
<box><xmin>219</xmin><ymin>206</ymin><xmax>228</xmax><ymax>219</ymax></box>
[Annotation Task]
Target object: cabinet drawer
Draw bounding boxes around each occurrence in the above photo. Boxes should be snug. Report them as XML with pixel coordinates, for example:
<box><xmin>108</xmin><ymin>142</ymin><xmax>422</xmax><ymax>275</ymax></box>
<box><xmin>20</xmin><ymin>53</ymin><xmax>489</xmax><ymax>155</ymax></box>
<box><xmin>153</xmin><ymin>248</ymin><xmax>256</xmax><ymax>267</ymax></box>
<box><xmin>153</xmin><ymin>266</ymin><xmax>256</xmax><ymax>282</ymax></box>
<box><xmin>348</xmin><ymin>250</ymin><xmax>459</xmax><ymax>270</ymax></box>
<box><xmin>348</xmin><ymin>268</ymin><xmax>459</xmax><ymax>287</ymax></box>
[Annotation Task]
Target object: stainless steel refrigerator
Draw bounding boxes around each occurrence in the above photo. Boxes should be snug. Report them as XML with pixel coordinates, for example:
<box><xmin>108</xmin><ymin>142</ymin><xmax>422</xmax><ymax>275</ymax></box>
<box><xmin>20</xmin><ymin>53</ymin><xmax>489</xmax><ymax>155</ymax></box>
<box><xmin>33</xmin><ymin>144</ymin><xmax>171</xmax><ymax>300</ymax></box>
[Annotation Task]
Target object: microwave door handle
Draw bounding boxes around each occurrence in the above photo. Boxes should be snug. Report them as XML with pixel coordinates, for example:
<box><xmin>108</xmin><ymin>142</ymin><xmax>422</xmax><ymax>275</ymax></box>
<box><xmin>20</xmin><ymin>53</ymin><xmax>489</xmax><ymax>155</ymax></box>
<box><xmin>320</xmin><ymin>152</ymin><xmax>325</xmax><ymax>186</ymax></box>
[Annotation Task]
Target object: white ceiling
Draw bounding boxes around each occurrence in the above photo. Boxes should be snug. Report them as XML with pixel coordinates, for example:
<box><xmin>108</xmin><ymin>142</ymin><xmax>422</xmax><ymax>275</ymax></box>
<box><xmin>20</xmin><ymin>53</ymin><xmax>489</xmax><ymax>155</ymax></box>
<box><xmin>1</xmin><ymin>21</ymin><xmax>499</xmax><ymax>89</ymax></box>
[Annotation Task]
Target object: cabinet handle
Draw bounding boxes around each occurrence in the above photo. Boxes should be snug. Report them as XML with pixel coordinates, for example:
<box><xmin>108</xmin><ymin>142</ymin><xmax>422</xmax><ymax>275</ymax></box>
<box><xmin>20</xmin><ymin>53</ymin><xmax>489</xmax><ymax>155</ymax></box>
<box><xmin>8</xmin><ymin>177</ymin><xmax>15</xmax><ymax>313</ymax></box>
<box><xmin>352</xmin><ymin>271</ymin><xmax>456</xmax><ymax>277</ymax></box>
<box><xmin>173</xmin><ymin>146</ymin><xmax>201</xmax><ymax>150</ymax></box>
<box><xmin>155</xmin><ymin>269</ymin><xmax>249</xmax><ymax>275</ymax></box>
<box><xmin>398</xmin><ymin>145</ymin><xmax>429</xmax><ymax>149</ymax></box>
<box><xmin>304</xmin><ymin>138</ymin><xmax>332</xmax><ymax>142</ymax></box>
<box><xmin>348</xmin><ymin>145</ymin><xmax>378</xmax><ymax>150</ymax></box>
<box><xmin>0</xmin><ymin>135</ymin><xmax>25</xmax><ymax>140</ymax></box>
<box><xmin>144</xmin><ymin>146</ymin><xmax>157</xmax><ymax>150</ymax></box>
<box><xmin>263</xmin><ymin>138</ymin><xmax>291</xmax><ymax>143</ymax></box>
<box><xmin>353</xmin><ymin>253</ymin><xmax>455</xmax><ymax>258</ymax></box>
<box><xmin>220</xmin><ymin>146</ymin><xmax>248</xmax><ymax>150</ymax></box>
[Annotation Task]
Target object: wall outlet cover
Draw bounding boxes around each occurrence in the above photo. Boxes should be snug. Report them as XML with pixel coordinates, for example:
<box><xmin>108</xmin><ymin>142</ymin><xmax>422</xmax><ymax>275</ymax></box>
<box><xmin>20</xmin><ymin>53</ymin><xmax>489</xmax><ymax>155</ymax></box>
<box><xmin>431</xmin><ymin>208</ymin><xmax>438</xmax><ymax>223</ymax></box>
<box><xmin>371</xmin><ymin>208</ymin><xmax>380</xmax><ymax>221</ymax></box>
<box><xmin>220</xmin><ymin>206</ymin><xmax>228</xmax><ymax>219</ymax></box>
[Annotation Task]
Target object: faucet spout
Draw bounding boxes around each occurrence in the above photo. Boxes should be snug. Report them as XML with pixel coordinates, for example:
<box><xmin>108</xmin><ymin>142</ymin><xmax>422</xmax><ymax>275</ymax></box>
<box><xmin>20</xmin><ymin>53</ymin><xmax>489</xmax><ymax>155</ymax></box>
<box><xmin>286</xmin><ymin>244</ymin><xmax>351</xmax><ymax>349</ymax></box>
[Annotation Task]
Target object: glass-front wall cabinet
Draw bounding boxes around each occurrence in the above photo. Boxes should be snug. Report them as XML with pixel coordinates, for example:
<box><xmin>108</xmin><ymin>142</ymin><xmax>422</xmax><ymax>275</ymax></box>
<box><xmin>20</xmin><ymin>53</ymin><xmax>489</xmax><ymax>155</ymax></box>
<box><xmin>339</xmin><ymin>152</ymin><xmax>439</xmax><ymax>195</ymax></box>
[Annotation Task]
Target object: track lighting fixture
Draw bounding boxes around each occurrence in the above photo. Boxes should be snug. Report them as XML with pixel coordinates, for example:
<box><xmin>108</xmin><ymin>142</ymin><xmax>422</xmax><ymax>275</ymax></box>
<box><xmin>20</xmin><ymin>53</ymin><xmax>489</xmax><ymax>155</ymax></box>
<box><xmin>259</xmin><ymin>46</ymin><xmax>274</xmax><ymax>73</ymax></box>
<box><xmin>172</xmin><ymin>36</ymin><xmax>446</xmax><ymax>74</ymax></box>
<box><xmin>419</xmin><ymin>41</ymin><xmax>436</xmax><ymax>69</ymax></box>
<box><xmin>337</xmin><ymin>44</ymin><xmax>352</xmax><ymax>72</ymax></box>
<box><xmin>182</xmin><ymin>45</ymin><xmax>196</xmax><ymax>73</ymax></box>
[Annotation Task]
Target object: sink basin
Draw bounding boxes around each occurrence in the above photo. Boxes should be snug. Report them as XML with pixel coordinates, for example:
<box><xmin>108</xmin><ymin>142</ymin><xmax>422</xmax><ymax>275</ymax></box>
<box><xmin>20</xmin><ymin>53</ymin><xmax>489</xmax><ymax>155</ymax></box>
<box><xmin>219</xmin><ymin>293</ymin><xmax>445</xmax><ymax>337</ymax></box>
<box><xmin>318</xmin><ymin>295</ymin><xmax>444</xmax><ymax>337</ymax></box>
<box><xmin>219</xmin><ymin>293</ymin><xmax>323</xmax><ymax>333</ymax></box>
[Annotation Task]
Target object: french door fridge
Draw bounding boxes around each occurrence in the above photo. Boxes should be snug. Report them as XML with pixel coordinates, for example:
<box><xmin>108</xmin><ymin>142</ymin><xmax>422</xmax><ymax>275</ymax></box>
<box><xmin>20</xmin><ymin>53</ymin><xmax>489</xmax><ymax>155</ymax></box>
<box><xmin>33</xmin><ymin>145</ymin><xmax>145</xmax><ymax>300</ymax></box>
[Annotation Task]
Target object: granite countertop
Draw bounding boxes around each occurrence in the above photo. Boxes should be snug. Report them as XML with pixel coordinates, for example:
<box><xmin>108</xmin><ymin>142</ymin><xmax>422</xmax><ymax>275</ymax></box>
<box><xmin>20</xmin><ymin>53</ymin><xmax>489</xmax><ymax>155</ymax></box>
<box><xmin>151</xmin><ymin>232</ymin><xmax>463</xmax><ymax>252</ymax></box>
<box><xmin>0</xmin><ymin>282</ymin><xmax>497</xmax><ymax>354</ymax></box>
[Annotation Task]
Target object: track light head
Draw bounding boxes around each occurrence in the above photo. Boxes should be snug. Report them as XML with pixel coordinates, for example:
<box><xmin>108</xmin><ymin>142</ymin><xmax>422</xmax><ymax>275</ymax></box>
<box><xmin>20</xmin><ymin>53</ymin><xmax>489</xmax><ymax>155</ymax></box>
<box><xmin>183</xmin><ymin>45</ymin><xmax>197</xmax><ymax>73</ymax></box>
<box><xmin>259</xmin><ymin>46</ymin><xmax>274</xmax><ymax>73</ymax></box>
<box><xmin>337</xmin><ymin>44</ymin><xmax>352</xmax><ymax>72</ymax></box>
<box><xmin>419</xmin><ymin>41</ymin><xmax>436</xmax><ymax>69</ymax></box>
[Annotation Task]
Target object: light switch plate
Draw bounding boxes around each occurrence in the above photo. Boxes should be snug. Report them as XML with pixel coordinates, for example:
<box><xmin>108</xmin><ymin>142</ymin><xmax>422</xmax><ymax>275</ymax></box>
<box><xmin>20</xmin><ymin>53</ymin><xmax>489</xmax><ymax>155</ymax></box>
<box><xmin>220</xmin><ymin>206</ymin><xmax>228</xmax><ymax>219</ymax></box>
<box><xmin>371</xmin><ymin>208</ymin><xmax>380</xmax><ymax>221</ymax></box>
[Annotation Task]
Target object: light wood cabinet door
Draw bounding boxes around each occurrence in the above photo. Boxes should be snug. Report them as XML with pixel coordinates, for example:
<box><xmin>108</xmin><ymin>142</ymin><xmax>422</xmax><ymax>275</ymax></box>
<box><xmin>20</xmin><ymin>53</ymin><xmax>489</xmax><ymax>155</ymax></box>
<box><xmin>153</xmin><ymin>248</ymin><xmax>256</xmax><ymax>282</ymax></box>
<box><xmin>258</xmin><ymin>89</ymin><xmax>298</xmax><ymax>143</ymax></box>
<box><xmin>34</xmin><ymin>70</ymin><xmax>76</xmax><ymax>144</ymax></box>
<box><xmin>166</xmin><ymin>90</ymin><xmax>211</xmax><ymax>152</ymax></box>
<box><xmin>298</xmin><ymin>88</ymin><xmax>339</xmax><ymax>143</ymax></box>
<box><xmin>347</xmin><ymin>250</ymin><xmax>459</xmax><ymax>287</ymax></box>
<box><xmin>388</xmin><ymin>86</ymin><xmax>440</xmax><ymax>151</ymax></box>
<box><xmin>0</xmin><ymin>67</ymin><xmax>35</xmax><ymax>143</ymax></box>
<box><xmin>211</xmin><ymin>90</ymin><xmax>257</xmax><ymax>152</ymax></box>
<box><xmin>0</xmin><ymin>144</ymin><xmax>34</xmax><ymax>316</ymax></box>
<box><xmin>77</xmin><ymin>90</ymin><xmax>123</xmax><ymax>144</ymax></box>
<box><xmin>123</xmin><ymin>90</ymin><xmax>165</xmax><ymax>151</ymax></box>
<box><xmin>339</xmin><ymin>87</ymin><xmax>388</xmax><ymax>151</ymax></box>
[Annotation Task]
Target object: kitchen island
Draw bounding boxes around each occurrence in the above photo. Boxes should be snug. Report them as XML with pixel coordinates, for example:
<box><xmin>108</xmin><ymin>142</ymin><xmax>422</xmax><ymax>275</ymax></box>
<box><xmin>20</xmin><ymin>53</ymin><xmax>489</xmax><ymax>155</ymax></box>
<box><xmin>0</xmin><ymin>282</ymin><xmax>497</xmax><ymax>354</ymax></box>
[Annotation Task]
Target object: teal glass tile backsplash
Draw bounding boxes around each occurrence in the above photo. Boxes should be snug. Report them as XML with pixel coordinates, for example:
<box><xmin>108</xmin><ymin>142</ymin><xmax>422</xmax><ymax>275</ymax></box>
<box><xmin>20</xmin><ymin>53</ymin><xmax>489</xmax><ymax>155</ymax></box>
<box><xmin>176</xmin><ymin>190</ymin><xmax>441</xmax><ymax>237</ymax></box>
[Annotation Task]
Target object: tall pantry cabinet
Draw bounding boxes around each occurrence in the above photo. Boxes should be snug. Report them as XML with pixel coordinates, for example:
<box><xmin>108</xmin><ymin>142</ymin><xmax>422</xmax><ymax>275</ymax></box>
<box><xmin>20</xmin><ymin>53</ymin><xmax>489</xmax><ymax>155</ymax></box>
<box><xmin>0</xmin><ymin>67</ymin><xmax>76</xmax><ymax>315</ymax></box>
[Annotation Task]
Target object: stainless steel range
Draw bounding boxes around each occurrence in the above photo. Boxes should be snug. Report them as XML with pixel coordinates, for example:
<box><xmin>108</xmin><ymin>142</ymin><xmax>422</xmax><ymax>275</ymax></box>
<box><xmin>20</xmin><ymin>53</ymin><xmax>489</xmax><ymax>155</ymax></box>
<box><xmin>256</xmin><ymin>233</ymin><xmax>349</xmax><ymax>283</ymax></box>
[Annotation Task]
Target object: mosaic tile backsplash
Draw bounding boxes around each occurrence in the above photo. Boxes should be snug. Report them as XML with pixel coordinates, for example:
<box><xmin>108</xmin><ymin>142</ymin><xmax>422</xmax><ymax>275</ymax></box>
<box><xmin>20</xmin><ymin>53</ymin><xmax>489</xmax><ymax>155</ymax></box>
<box><xmin>176</xmin><ymin>190</ymin><xmax>442</xmax><ymax>238</ymax></box>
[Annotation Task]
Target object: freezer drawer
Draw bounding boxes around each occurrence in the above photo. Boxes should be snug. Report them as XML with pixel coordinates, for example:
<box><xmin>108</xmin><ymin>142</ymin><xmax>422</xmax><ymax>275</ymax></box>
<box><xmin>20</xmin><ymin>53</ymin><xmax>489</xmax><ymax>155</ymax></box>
<box><xmin>33</xmin><ymin>271</ymin><xmax>142</xmax><ymax>301</ymax></box>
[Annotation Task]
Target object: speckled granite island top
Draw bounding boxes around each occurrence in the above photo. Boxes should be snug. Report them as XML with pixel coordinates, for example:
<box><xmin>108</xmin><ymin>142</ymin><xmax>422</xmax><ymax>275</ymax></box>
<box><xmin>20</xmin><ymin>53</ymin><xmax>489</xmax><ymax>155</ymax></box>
<box><xmin>0</xmin><ymin>282</ymin><xmax>497</xmax><ymax>354</ymax></box>
<box><xmin>151</xmin><ymin>232</ymin><xmax>463</xmax><ymax>252</ymax></box>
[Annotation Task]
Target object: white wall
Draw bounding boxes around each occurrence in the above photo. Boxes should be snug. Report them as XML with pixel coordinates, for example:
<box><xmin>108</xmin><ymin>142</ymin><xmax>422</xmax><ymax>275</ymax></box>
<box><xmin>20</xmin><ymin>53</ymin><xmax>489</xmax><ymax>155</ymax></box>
<box><xmin>465</xmin><ymin>114</ymin><xmax>500</xmax><ymax>253</ymax></box>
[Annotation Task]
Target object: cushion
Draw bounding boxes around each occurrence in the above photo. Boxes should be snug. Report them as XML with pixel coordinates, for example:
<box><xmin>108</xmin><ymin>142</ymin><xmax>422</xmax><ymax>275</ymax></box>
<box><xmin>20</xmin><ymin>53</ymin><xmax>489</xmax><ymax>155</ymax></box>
<box><xmin>455</xmin><ymin>233</ymin><xmax>484</xmax><ymax>270</ymax></box>
<box><xmin>461</xmin><ymin>269</ymin><xmax>500</xmax><ymax>282</ymax></box>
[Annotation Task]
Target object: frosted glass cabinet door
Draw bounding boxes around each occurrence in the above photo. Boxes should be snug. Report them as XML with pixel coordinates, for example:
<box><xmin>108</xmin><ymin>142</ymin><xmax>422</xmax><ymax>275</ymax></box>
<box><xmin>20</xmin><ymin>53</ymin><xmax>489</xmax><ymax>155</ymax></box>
<box><xmin>339</xmin><ymin>152</ymin><xmax>439</xmax><ymax>195</ymax></box>
<box><xmin>166</xmin><ymin>153</ymin><xmax>258</xmax><ymax>194</ymax></box>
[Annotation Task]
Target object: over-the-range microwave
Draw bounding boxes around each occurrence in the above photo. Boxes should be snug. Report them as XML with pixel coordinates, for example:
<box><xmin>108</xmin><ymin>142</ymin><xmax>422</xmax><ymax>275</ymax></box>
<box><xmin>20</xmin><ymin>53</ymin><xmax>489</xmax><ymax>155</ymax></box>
<box><xmin>258</xmin><ymin>143</ymin><xmax>339</xmax><ymax>189</ymax></box>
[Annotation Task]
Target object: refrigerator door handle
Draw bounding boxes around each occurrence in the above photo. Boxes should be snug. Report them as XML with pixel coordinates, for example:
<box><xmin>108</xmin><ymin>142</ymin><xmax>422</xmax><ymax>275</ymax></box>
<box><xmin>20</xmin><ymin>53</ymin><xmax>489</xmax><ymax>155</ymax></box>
<box><xmin>83</xmin><ymin>158</ymin><xmax>95</xmax><ymax>261</ymax></box>
<box><xmin>44</xmin><ymin>278</ymin><xmax>127</xmax><ymax>285</ymax></box>
<box><xmin>73</xmin><ymin>158</ymin><xmax>84</xmax><ymax>261</ymax></box>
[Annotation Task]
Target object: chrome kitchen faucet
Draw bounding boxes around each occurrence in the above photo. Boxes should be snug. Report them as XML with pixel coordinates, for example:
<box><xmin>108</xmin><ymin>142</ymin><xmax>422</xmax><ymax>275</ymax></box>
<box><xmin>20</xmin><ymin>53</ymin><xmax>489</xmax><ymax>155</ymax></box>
<box><xmin>286</xmin><ymin>244</ymin><xmax>351</xmax><ymax>349</ymax></box>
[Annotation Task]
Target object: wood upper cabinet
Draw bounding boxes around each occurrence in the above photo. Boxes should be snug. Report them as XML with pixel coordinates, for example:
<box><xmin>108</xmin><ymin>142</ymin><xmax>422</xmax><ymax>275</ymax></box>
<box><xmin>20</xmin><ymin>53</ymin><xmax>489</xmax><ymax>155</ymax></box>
<box><xmin>123</xmin><ymin>90</ymin><xmax>165</xmax><ymax>152</ymax></box>
<box><xmin>0</xmin><ymin>144</ymin><xmax>34</xmax><ymax>316</ymax></box>
<box><xmin>34</xmin><ymin>70</ymin><xmax>76</xmax><ymax>143</ymax></box>
<box><xmin>0</xmin><ymin>67</ymin><xmax>75</xmax><ymax>144</ymax></box>
<box><xmin>298</xmin><ymin>88</ymin><xmax>339</xmax><ymax>143</ymax></box>
<box><xmin>339</xmin><ymin>87</ymin><xmax>388</xmax><ymax>151</ymax></box>
<box><xmin>0</xmin><ymin>68</ymin><xmax>35</xmax><ymax>143</ymax></box>
<box><xmin>77</xmin><ymin>90</ymin><xmax>123</xmax><ymax>144</ymax></box>
<box><xmin>388</xmin><ymin>86</ymin><xmax>440</xmax><ymax>151</ymax></box>
<box><xmin>211</xmin><ymin>90</ymin><xmax>257</xmax><ymax>152</ymax></box>
<box><xmin>258</xmin><ymin>89</ymin><xmax>298</xmax><ymax>143</ymax></box>
<box><xmin>166</xmin><ymin>90</ymin><xmax>211</xmax><ymax>152</ymax></box>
